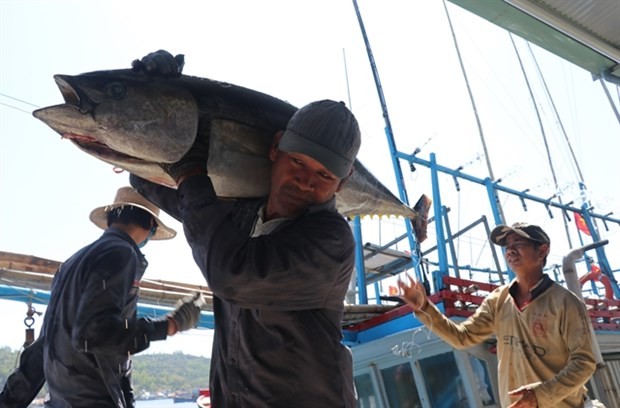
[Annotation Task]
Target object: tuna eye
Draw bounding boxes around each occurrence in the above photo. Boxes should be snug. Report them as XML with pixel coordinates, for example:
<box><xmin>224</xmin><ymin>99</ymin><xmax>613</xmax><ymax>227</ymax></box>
<box><xmin>105</xmin><ymin>82</ymin><xmax>126</xmax><ymax>99</ymax></box>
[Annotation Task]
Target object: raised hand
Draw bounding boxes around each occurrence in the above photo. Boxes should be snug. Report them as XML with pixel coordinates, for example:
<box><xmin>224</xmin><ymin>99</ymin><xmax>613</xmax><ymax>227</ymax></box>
<box><xmin>398</xmin><ymin>274</ymin><xmax>428</xmax><ymax>311</ymax></box>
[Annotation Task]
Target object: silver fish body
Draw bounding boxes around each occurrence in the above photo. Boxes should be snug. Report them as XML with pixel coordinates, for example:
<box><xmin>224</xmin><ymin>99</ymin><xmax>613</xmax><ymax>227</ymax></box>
<box><xmin>33</xmin><ymin>69</ymin><xmax>424</xmax><ymax>222</ymax></box>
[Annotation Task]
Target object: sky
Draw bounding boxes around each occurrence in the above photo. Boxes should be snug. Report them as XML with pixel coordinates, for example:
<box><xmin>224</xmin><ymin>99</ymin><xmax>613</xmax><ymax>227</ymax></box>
<box><xmin>1</xmin><ymin>0</ymin><xmax>619</xmax><ymax>361</ymax></box>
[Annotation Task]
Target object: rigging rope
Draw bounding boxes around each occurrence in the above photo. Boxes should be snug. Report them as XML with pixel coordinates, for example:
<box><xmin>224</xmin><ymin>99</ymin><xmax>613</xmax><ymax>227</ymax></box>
<box><xmin>509</xmin><ymin>33</ymin><xmax>574</xmax><ymax>249</ymax></box>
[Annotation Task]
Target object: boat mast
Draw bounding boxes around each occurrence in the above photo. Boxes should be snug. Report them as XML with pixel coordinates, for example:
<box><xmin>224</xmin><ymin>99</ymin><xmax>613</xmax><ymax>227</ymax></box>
<box><xmin>342</xmin><ymin>46</ymin><xmax>370</xmax><ymax>304</ymax></box>
<box><xmin>526</xmin><ymin>42</ymin><xmax>586</xmax><ymax>184</ymax></box>
<box><xmin>509</xmin><ymin>34</ymin><xmax>574</xmax><ymax>249</ymax></box>
<box><xmin>351</xmin><ymin>0</ymin><xmax>424</xmax><ymax>283</ymax></box>
<box><xmin>441</xmin><ymin>0</ymin><xmax>506</xmax><ymax>224</ymax></box>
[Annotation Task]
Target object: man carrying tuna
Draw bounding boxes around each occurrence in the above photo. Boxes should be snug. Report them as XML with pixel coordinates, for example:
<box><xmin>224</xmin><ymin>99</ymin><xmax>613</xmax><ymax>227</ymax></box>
<box><xmin>131</xmin><ymin>50</ymin><xmax>360</xmax><ymax>408</ymax></box>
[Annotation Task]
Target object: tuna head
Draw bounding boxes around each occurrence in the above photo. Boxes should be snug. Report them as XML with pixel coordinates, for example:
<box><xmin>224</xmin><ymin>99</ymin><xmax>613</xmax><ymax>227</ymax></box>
<box><xmin>33</xmin><ymin>70</ymin><xmax>198</xmax><ymax>164</ymax></box>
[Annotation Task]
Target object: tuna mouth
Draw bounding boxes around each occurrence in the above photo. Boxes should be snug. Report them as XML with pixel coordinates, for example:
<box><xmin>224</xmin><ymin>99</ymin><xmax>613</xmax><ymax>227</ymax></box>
<box><xmin>53</xmin><ymin>74</ymin><xmax>94</xmax><ymax>113</ymax></box>
<box><xmin>72</xmin><ymin>138</ymin><xmax>150</xmax><ymax>163</ymax></box>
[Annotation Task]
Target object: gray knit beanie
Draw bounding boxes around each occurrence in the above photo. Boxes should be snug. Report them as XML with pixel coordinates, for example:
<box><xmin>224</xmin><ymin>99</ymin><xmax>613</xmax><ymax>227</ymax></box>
<box><xmin>279</xmin><ymin>100</ymin><xmax>361</xmax><ymax>178</ymax></box>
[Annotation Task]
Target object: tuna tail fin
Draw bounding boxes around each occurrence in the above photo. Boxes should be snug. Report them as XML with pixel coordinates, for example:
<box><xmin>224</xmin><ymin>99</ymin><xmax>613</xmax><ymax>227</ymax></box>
<box><xmin>411</xmin><ymin>194</ymin><xmax>432</xmax><ymax>243</ymax></box>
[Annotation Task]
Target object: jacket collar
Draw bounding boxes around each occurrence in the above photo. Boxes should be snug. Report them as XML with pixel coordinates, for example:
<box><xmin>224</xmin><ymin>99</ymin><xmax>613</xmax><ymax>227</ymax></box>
<box><xmin>509</xmin><ymin>273</ymin><xmax>554</xmax><ymax>301</ymax></box>
<box><xmin>103</xmin><ymin>227</ymin><xmax>145</xmax><ymax>256</ymax></box>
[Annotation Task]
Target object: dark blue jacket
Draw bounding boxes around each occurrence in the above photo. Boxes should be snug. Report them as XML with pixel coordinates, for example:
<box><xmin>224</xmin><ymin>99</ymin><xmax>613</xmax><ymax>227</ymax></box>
<box><xmin>0</xmin><ymin>228</ymin><xmax>168</xmax><ymax>408</ymax></box>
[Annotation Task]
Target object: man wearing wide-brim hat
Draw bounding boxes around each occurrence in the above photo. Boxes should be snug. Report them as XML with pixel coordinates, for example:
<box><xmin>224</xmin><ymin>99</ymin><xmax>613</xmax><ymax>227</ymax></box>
<box><xmin>398</xmin><ymin>222</ymin><xmax>597</xmax><ymax>408</ymax></box>
<box><xmin>0</xmin><ymin>187</ymin><xmax>204</xmax><ymax>408</ymax></box>
<box><xmin>89</xmin><ymin>185</ymin><xmax>177</xmax><ymax>241</ymax></box>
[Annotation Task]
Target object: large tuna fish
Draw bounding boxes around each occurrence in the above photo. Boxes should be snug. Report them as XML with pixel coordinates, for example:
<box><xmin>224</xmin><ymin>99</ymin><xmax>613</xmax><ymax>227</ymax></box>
<box><xmin>32</xmin><ymin>69</ymin><xmax>430</xmax><ymax>240</ymax></box>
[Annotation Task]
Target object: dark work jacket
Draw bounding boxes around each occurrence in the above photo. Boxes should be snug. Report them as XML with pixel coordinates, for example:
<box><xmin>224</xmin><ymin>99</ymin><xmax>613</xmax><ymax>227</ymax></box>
<box><xmin>0</xmin><ymin>228</ymin><xmax>168</xmax><ymax>408</ymax></box>
<box><xmin>0</xmin><ymin>335</ymin><xmax>45</xmax><ymax>408</ymax></box>
<box><xmin>132</xmin><ymin>174</ymin><xmax>357</xmax><ymax>408</ymax></box>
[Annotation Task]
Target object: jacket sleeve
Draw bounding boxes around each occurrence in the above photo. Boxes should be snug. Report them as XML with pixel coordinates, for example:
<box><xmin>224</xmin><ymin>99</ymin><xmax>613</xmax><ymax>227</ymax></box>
<box><xmin>414</xmin><ymin>287</ymin><xmax>502</xmax><ymax>348</ymax></box>
<box><xmin>71</xmin><ymin>245</ymin><xmax>168</xmax><ymax>355</ymax></box>
<box><xmin>128</xmin><ymin>316</ymin><xmax>170</xmax><ymax>355</ymax></box>
<box><xmin>0</xmin><ymin>335</ymin><xmax>45</xmax><ymax>408</ymax></box>
<box><xmin>129</xmin><ymin>174</ymin><xmax>182</xmax><ymax>221</ymax></box>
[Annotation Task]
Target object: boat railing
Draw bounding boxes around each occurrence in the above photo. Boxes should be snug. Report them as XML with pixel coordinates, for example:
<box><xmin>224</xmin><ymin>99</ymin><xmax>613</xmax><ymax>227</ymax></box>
<box><xmin>343</xmin><ymin>274</ymin><xmax>619</xmax><ymax>335</ymax></box>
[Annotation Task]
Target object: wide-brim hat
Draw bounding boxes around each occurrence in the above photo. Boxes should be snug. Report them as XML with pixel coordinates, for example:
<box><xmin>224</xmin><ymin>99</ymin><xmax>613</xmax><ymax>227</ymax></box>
<box><xmin>490</xmin><ymin>222</ymin><xmax>550</xmax><ymax>246</ymax></box>
<box><xmin>89</xmin><ymin>186</ymin><xmax>176</xmax><ymax>240</ymax></box>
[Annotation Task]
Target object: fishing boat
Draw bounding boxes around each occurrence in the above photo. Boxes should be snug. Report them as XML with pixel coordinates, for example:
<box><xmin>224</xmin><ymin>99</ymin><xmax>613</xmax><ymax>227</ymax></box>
<box><xmin>172</xmin><ymin>395</ymin><xmax>195</xmax><ymax>404</ymax></box>
<box><xmin>172</xmin><ymin>389</ymin><xmax>200</xmax><ymax>404</ymax></box>
<box><xmin>342</xmin><ymin>1</ymin><xmax>620</xmax><ymax>407</ymax></box>
<box><xmin>1</xmin><ymin>1</ymin><xmax>619</xmax><ymax>407</ymax></box>
<box><xmin>196</xmin><ymin>388</ymin><xmax>211</xmax><ymax>408</ymax></box>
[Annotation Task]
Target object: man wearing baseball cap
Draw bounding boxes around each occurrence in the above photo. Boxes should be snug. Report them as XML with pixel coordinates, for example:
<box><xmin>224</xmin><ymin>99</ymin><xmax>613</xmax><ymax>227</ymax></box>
<box><xmin>130</xmin><ymin>53</ymin><xmax>361</xmax><ymax>408</ymax></box>
<box><xmin>0</xmin><ymin>186</ymin><xmax>204</xmax><ymax>408</ymax></box>
<box><xmin>398</xmin><ymin>222</ymin><xmax>596</xmax><ymax>408</ymax></box>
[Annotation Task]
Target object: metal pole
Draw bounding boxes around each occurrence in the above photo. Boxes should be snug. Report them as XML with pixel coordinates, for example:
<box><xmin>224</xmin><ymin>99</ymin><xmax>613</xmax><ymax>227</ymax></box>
<box><xmin>352</xmin><ymin>0</ymin><xmax>422</xmax><ymax>280</ymax></box>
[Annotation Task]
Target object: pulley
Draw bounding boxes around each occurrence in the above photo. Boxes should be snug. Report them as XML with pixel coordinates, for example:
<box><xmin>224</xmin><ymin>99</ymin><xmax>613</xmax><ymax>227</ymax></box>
<box><xmin>23</xmin><ymin>303</ymin><xmax>40</xmax><ymax>347</ymax></box>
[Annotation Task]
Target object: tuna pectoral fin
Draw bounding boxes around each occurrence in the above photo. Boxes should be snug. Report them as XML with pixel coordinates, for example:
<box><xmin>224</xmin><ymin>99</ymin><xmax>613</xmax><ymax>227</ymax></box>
<box><xmin>207</xmin><ymin>119</ymin><xmax>273</xmax><ymax>198</ymax></box>
<box><xmin>66</xmin><ymin>117</ymin><xmax>275</xmax><ymax>197</ymax></box>
<box><xmin>412</xmin><ymin>194</ymin><xmax>432</xmax><ymax>243</ymax></box>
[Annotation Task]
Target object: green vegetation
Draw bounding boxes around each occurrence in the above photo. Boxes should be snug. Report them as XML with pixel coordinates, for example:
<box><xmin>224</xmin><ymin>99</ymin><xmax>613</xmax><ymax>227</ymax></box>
<box><xmin>132</xmin><ymin>351</ymin><xmax>210</xmax><ymax>397</ymax></box>
<box><xmin>0</xmin><ymin>347</ymin><xmax>22</xmax><ymax>386</ymax></box>
<box><xmin>0</xmin><ymin>346</ymin><xmax>210</xmax><ymax>398</ymax></box>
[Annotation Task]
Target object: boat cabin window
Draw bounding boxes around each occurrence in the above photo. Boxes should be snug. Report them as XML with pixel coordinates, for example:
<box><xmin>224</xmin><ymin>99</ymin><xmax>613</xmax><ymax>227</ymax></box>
<box><xmin>418</xmin><ymin>352</ymin><xmax>467</xmax><ymax>407</ymax></box>
<box><xmin>355</xmin><ymin>372</ymin><xmax>379</xmax><ymax>408</ymax></box>
<box><xmin>380</xmin><ymin>363</ymin><xmax>422</xmax><ymax>408</ymax></box>
<box><xmin>468</xmin><ymin>355</ymin><xmax>496</xmax><ymax>406</ymax></box>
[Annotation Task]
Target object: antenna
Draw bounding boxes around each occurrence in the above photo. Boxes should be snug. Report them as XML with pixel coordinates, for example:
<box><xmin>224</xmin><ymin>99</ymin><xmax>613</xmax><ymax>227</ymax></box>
<box><xmin>342</xmin><ymin>48</ymin><xmax>353</xmax><ymax>110</ymax></box>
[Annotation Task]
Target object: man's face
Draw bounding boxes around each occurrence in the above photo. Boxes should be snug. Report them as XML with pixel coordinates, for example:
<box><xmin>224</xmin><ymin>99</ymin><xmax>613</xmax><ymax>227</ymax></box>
<box><xmin>503</xmin><ymin>233</ymin><xmax>549</xmax><ymax>273</ymax></box>
<box><xmin>266</xmin><ymin>138</ymin><xmax>347</xmax><ymax>220</ymax></box>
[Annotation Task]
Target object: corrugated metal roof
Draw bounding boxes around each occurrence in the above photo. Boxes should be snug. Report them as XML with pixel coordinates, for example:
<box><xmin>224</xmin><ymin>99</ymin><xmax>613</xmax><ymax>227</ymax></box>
<box><xmin>536</xmin><ymin>0</ymin><xmax>620</xmax><ymax>50</ymax></box>
<box><xmin>449</xmin><ymin>0</ymin><xmax>620</xmax><ymax>84</ymax></box>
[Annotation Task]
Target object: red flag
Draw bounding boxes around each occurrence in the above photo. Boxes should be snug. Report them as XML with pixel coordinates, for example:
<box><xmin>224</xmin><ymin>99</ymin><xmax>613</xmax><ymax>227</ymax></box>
<box><xmin>574</xmin><ymin>212</ymin><xmax>591</xmax><ymax>236</ymax></box>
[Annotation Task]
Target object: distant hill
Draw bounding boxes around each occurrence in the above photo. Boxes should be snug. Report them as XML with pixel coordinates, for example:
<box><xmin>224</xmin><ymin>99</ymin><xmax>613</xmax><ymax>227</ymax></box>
<box><xmin>132</xmin><ymin>351</ymin><xmax>210</xmax><ymax>398</ymax></box>
<box><xmin>0</xmin><ymin>346</ymin><xmax>210</xmax><ymax>399</ymax></box>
